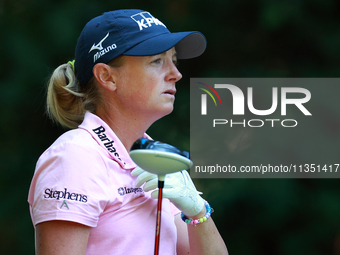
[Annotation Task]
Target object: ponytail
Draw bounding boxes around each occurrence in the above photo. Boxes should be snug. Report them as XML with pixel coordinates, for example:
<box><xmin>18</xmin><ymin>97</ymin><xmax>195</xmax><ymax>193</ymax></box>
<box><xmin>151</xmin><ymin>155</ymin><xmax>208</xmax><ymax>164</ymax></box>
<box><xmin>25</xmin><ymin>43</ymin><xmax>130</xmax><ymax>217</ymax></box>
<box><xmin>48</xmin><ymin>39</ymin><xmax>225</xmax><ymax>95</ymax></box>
<box><xmin>46</xmin><ymin>62</ymin><xmax>99</xmax><ymax>129</ymax></box>
<box><xmin>46</xmin><ymin>56</ymin><xmax>124</xmax><ymax>129</ymax></box>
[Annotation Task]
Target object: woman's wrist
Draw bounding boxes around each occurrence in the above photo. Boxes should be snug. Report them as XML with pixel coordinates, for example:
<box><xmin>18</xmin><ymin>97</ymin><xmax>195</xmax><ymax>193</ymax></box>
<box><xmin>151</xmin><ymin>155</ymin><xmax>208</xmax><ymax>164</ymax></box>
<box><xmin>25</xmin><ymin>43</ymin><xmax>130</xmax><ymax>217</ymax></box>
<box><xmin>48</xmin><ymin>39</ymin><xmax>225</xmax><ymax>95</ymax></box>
<box><xmin>188</xmin><ymin>204</ymin><xmax>206</xmax><ymax>219</ymax></box>
<box><xmin>181</xmin><ymin>201</ymin><xmax>213</xmax><ymax>225</ymax></box>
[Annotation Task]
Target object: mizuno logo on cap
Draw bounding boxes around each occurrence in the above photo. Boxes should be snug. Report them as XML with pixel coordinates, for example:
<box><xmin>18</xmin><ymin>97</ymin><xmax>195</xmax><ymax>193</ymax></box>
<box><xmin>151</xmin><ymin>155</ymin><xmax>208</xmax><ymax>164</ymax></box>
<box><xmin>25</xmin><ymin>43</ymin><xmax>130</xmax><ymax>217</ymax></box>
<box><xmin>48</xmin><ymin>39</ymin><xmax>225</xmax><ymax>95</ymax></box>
<box><xmin>89</xmin><ymin>33</ymin><xmax>117</xmax><ymax>62</ymax></box>
<box><xmin>131</xmin><ymin>12</ymin><xmax>166</xmax><ymax>31</ymax></box>
<box><xmin>89</xmin><ymin>33</ymin><xmax>110</xmax><ymax>53</ymax></box>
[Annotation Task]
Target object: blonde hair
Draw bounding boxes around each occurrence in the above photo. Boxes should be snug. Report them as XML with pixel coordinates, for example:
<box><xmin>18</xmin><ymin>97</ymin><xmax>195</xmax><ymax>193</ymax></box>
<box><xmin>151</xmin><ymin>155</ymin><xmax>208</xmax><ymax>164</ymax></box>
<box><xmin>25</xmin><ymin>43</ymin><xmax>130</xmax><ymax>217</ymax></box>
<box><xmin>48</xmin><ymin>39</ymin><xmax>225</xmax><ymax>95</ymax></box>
<box><xmin>46</xmin><ymin>57</ymin><xmax>125</xmax><ymax>129</ymax></box>
<box><xmin>46</xmin><ymin>62</ymin><xmax>100</xmax><ymax>129</ymax></box>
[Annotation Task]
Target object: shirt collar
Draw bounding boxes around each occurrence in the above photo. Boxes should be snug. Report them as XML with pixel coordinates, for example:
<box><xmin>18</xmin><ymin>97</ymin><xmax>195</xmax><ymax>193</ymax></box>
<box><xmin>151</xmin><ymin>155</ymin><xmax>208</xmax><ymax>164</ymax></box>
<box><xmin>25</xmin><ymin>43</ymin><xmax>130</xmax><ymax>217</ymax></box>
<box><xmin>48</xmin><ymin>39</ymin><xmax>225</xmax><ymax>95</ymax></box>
<box><xmin>78</xmin><ymin>112</ymin><xmax>151</xmax><ymax>170</ymax></box>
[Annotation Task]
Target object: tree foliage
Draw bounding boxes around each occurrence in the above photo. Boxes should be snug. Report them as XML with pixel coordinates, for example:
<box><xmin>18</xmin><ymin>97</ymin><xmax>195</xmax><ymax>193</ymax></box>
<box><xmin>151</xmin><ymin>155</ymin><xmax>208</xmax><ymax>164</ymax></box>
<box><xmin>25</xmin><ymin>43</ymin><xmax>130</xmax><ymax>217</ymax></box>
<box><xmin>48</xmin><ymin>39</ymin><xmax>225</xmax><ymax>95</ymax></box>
<box><xmin>1</xmin><ymin>0</ymin><xmax>340</xmax><ymax>254</ymax></box>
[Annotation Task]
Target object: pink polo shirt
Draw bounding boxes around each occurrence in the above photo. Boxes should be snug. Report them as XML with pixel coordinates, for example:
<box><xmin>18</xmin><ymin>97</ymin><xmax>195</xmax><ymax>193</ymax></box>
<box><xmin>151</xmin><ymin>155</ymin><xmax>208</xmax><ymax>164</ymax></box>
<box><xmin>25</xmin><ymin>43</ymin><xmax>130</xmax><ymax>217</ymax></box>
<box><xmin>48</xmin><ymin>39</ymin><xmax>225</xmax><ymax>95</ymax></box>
<box><xmin>28</xmin><ymin>112</ymin><xmax>180</xmax><ymax>255</ymax></box>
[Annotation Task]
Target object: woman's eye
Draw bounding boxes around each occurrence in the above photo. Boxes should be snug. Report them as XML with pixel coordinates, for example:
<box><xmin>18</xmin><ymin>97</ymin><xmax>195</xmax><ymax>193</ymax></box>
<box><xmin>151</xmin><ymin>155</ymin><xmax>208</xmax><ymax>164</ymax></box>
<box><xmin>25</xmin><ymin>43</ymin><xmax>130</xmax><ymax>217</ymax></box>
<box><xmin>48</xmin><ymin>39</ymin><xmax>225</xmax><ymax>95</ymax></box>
<box><xmin>152</xmin><ymin>58</ymin><xmax>162</xmax><ymax>64</ymax></box>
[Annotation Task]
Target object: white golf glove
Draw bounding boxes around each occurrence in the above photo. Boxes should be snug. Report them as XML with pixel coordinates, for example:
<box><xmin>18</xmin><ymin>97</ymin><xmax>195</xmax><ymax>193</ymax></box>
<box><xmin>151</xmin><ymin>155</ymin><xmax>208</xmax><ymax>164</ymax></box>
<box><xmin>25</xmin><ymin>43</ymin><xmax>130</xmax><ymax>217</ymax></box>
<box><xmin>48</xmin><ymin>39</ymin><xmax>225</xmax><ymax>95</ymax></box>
<box><xmin>131</xmin><ymin>167</ymin><xmax>205</xmax><ymax>217</ymax></box>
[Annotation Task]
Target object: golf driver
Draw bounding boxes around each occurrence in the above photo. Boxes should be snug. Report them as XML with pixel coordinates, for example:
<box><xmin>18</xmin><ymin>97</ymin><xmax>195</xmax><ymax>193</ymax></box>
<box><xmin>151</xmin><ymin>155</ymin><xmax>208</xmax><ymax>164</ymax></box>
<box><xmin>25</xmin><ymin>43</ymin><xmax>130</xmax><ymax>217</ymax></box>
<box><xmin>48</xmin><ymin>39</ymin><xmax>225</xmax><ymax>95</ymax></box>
<box><xmin>130</xmin><ymin>138</ymin><xmax>193</xmax><ymax>255</ymax></box>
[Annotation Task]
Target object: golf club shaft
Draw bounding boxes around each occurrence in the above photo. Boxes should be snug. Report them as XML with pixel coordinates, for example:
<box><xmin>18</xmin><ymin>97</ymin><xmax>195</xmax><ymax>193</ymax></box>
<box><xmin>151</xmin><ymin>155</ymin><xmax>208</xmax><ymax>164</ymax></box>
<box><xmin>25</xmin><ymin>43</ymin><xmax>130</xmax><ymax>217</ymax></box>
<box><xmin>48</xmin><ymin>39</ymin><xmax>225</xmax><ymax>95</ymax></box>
<box><xmin>154</xmin><ymin>180</ymin><xmax>164</xmax><ymax>255</ymax></box>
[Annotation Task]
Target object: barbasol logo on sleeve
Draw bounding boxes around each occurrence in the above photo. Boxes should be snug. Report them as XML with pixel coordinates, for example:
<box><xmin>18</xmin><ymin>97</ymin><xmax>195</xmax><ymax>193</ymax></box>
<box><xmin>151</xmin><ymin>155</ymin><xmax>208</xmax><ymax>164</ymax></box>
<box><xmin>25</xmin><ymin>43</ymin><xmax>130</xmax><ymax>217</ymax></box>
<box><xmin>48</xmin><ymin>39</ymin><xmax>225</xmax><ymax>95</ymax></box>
<box><xmin>131</xmin><ymin>12</ymin><xmax>166</xmax><ymax>31</ymax></box>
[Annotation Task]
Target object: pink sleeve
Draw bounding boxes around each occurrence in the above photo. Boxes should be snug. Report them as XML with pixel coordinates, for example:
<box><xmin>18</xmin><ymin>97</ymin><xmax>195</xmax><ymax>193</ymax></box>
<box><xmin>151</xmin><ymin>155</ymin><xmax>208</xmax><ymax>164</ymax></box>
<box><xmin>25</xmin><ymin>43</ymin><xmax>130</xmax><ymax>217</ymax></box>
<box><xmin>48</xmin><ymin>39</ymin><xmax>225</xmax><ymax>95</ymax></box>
<box><xmin>170</xmin><ymin>201</ymin><xmax>181</xmax><ymax>216</ymax></box>
<box><xmin>28</xmin><ymin>141</ymin><xmax>112</xmax><ymax>227</ymax></box>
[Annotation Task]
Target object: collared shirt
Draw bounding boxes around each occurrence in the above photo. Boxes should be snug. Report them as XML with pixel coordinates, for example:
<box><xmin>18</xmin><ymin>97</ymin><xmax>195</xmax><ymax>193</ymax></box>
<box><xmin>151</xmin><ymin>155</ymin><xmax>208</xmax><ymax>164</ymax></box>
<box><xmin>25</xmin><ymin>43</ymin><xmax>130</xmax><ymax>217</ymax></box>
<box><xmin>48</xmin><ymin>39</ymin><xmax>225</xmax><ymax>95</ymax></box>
<box><xmin>28</xmin><ymin>112</ymin><xmax>179</xmax><ymax>255</ymax></box>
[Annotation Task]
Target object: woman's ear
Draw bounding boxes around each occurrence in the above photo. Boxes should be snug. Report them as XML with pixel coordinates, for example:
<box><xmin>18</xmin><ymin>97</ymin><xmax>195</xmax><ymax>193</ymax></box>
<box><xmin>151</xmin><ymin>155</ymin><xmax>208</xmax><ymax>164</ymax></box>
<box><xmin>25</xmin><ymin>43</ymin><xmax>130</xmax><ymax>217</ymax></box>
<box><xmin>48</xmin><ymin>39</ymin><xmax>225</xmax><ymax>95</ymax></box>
<box><xmin>92</xmin><ymin>63</ymin><xmax>117</xmax><ymax>91</ymax></box>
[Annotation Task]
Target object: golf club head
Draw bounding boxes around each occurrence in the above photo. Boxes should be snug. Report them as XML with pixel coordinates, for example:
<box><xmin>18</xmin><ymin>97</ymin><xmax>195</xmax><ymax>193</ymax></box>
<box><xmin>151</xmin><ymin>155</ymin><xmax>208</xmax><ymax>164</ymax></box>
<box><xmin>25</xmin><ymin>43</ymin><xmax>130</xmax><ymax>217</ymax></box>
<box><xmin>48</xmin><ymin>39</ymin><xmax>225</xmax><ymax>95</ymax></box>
<box><xmin>129</xmin><ymin>138</ymin><xmax>193</xmax><ymax>177</ymax></box>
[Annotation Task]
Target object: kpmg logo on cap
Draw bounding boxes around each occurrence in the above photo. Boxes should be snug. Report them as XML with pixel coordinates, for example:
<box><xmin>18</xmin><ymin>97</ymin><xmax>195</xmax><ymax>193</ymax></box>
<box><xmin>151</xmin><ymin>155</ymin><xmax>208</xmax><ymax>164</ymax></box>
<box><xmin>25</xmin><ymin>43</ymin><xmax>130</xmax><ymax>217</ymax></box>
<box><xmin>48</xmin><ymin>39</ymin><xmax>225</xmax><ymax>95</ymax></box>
<box><xmin>131</xmin><ymin>12</ymin><xmax>166</xmax><ymax>31</ymax></box>
<box><xmin>89</xmin><ymin>32</ymin><xmax>117</xmax><ymax>63</ymax></box>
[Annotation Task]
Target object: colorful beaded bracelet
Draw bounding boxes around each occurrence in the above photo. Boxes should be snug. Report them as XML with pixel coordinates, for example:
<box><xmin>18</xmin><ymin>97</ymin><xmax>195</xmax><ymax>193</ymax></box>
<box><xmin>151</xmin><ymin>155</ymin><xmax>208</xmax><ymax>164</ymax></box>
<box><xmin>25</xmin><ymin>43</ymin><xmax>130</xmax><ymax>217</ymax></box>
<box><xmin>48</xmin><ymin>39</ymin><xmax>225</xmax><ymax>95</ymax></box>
<box><xmin>181</xmin><ymin>201</ymin><xmax>214</xmax><ymax>225</ymax></box>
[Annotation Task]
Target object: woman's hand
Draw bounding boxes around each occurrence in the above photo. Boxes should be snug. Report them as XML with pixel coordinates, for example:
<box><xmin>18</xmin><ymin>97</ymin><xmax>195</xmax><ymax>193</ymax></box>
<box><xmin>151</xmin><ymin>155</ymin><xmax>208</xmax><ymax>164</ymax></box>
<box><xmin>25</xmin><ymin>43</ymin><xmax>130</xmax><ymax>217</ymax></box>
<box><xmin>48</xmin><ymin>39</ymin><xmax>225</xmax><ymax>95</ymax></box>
<box><xmin>131</xmin><ymin>167</ymin><xmax>228</xmax><ymax>255</ymax></box>
<box><xmin>131</xmin><ymin>167</ymin><xmax>205</xmax><ymax>216</ymax></box>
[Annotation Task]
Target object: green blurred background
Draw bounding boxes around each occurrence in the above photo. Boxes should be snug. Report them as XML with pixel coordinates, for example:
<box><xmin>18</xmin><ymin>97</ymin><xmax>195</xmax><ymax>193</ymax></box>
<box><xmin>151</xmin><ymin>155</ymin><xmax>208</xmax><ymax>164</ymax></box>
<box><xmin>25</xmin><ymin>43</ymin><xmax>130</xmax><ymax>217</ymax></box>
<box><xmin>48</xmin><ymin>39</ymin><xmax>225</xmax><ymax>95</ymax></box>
<box><xmin>1</xmin><ymin>0</ymin><xmax>340</xmax><ymax>254</ymax></box>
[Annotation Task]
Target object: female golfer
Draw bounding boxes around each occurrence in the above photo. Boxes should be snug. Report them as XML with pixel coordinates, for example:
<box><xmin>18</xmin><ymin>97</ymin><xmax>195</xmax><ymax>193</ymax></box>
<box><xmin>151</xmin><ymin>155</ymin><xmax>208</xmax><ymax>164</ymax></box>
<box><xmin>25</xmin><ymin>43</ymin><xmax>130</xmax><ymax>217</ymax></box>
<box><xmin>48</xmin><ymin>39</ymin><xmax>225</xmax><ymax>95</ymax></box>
<box><xmin>28</xmin><ymin>9</ymin><xmax>227</xmax><ymax>255</ymax></box>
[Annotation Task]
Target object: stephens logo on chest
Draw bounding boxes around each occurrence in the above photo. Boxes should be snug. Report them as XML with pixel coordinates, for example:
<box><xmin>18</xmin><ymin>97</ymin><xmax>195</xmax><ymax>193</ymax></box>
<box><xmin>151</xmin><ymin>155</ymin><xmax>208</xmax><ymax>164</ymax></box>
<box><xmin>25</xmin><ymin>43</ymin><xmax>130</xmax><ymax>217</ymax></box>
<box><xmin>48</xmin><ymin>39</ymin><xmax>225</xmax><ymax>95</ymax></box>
<box><xmin>92</xmin><ymin>126</ymin><xmax>125</xmax><ymax>165</ymax></box>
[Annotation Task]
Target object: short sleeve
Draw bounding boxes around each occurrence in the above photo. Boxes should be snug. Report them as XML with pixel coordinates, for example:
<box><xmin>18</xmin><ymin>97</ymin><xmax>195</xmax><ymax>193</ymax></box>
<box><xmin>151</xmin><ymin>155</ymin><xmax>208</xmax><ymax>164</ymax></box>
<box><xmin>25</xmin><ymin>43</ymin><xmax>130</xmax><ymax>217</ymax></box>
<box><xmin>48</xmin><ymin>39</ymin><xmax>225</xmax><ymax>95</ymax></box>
<box><xmin>170</xmin><ymin>201</ymin><xmax>181</xmax><ymax>216</ymax></box>
<box><xmin>28</xmin><ymin>141</ymin><xmax>113</xmax><ymax>227</ymax></box>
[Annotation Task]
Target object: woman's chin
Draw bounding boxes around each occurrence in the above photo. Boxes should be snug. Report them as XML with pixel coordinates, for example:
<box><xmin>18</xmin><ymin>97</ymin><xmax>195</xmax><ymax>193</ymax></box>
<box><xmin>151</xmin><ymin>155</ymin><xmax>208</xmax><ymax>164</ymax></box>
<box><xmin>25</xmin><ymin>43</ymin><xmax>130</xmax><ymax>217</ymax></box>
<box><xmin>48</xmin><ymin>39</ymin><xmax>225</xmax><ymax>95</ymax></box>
<box><xmin>151</xmin><ymin>106</ymin><xmax>174</xmax><ymax>122</ymax></box>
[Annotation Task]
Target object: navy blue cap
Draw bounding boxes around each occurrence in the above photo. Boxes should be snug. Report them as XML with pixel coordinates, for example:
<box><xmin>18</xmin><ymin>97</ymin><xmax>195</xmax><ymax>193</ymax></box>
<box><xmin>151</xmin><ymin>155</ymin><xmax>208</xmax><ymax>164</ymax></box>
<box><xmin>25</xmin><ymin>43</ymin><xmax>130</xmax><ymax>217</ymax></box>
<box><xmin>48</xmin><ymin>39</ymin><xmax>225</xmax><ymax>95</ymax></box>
<box><xmin>74</xmin><ymin>9</ymin><xmax>207</xmax><ymax>85</ymax></box>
